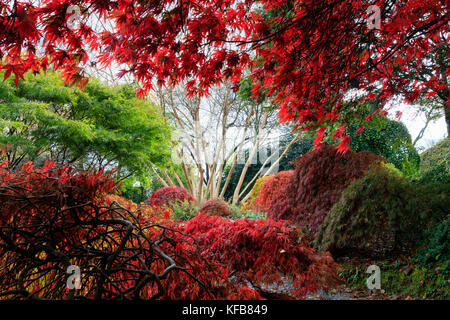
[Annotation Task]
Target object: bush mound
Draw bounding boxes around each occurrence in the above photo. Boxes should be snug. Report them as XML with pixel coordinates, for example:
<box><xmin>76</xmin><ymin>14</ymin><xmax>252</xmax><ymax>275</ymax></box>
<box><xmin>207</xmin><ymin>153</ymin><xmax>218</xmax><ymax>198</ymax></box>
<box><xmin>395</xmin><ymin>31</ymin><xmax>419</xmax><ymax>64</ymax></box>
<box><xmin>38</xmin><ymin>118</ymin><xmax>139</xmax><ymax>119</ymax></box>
<box><xmin>348</xmin><ymin>116</ymin><xmax>420</xmax><ymax>173</ymax></box>
<box><xmin>199</xmin><ymin>198</ymin><xmax>231</xmax><ymax>217</ymax></box>
<box><xmin>268</xmin><ymin>144</ymin><xmax>384</xmax><ymax>238</ymax></box>
<box><xmin>253</xmin><ymin>170</ymin><xmax>295</xmax><ymax>213</ymax></box>
<box><xmin>183</xmin><ymin>213</ymin><xmax>341</xmax><ymax>298</ymax></box>
<box><xmin>420</xmin><ymin>138</ymin><xmax>449</xmax><ymax>172</ymax></box>
<box><xmin>145</xmin><ymin>186</ymin><xmax>195</xmax><ymax>209</ymax></box>
<box><xmin>314</xmin><ymin>164</ymin><xmax>429</xmax><ymax>255</ymax></box>
<box><xmin>418</xmin><ymin>138</ymin><xmax>450</xmax><ymax>184</ymax></box>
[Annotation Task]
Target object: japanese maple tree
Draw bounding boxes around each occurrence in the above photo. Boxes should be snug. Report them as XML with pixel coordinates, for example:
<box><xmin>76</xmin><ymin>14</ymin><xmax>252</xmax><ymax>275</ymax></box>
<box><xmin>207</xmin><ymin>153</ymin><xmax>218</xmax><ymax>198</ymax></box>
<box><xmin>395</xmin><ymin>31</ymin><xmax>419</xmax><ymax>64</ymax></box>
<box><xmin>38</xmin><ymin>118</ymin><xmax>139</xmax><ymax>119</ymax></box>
<box><xmin>183</xmin><ymin>213</ymin><xmax>341</xmax><ymax>299</ymax></box>
<box><xmin>0</xmin><ymin>151</ymin><xmax>341</xmax><ymax>299</ymax></box>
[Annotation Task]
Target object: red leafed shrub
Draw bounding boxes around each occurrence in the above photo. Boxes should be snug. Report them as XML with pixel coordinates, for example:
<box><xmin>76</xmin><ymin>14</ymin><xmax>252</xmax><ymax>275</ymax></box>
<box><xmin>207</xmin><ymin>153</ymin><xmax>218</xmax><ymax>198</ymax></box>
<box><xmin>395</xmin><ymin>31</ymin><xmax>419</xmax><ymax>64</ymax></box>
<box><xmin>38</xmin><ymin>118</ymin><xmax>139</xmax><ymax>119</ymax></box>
<box><xmin>268</xmin><ymin>144</ymin><xmax>384</xmax><ymax>239</ymax></box>
<box><xmin>253</xmin><ymin>171</ymin><xmax>295</xmax><ymax>213</ymax></box>
<box><xmin>0</xmin><ymin>160</ymin><xmax>116</xmax><ymax>226</ymax></box>
<box><xmin>199</xmin><ymin>198</ymin><xmax>231</xmax><ymax>217</ymax></box>
<box><xmin>183</xmin><ymin>213</ymin><xmax>341</xmax><ymax>299</ymax></box>
<box><xmin>0</xmin><ymin>158</ymin><xmax>252</xmax><ymax>300</ymax></box>
<box><xmin>145</xmin><ymin>186</ymin><xmax>195</xmax><ymax>209</ymax></box>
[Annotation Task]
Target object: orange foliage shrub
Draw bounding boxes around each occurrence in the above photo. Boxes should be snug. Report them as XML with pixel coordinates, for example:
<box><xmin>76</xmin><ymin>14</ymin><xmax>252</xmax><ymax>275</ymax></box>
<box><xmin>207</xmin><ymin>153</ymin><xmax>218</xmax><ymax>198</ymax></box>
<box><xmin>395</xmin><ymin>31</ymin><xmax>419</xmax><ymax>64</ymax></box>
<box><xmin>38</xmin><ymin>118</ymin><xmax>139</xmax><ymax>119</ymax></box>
<box><xmin>106</xmin><ymin>194</ymin><xmax>173</xmax><ymax>224</ymax></box>
<box><xmin>253</xmin><ymin>170</ymin><xmax>295</xmax><ymax>213</ymax></box>
<box><xmin>240</xmin><ymin>175</ymin><xmax>271</xmax><ymax>212</ymax></box>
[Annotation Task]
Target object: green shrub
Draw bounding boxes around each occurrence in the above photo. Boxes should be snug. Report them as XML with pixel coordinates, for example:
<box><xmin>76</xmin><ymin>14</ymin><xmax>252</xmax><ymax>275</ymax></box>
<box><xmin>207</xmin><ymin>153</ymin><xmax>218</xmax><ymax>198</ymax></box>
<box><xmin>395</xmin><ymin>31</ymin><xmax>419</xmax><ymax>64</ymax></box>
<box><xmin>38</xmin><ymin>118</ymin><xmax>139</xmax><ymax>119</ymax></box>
<box><xmin>382</xmin><ymin>162</ymin><xmax>403</xmax><ymax>177</ymax></box>
<box><xmin>418</xmin><ymin>138</ymin><xmax>450</xmax><ymax>184</ymax></box>
<box><xmin>414</xmin><ymin>216</ymin><xmax>450</xmax><ymax>275</ymax></box>
<box><xmin>232</xmin><ymin>210</ymin><xmax>267</xmax><ymax>221</ymax></box>
<box><xmin>172</xmin><ymin>200</ymin><xmax>199</xmax><ymax>221</ymax></box>
<box><xmin>119</xmin><ymin>178</ymin><xmax>150</xmax><ymax>203</ymax></box>
<box><xmin>406</xmin><ymin>266</ymin><xmax>449</xmax><ymax>299</ymax></box>
<box><xmin>348</xmin><ymin>116</ymin><xmax>420</xmax><ymax>175</ymax></box>
<box><xmin>416</xmin><ymin>165</ymin><xmax>450</xmax><ymax>184</ymax></box>
<box><xmin>314</xmin><ymin>164</ymin><xmax>428</xmax><ymax>255</ymax></box>
<box><xmin>228</xmin><ymin>203</ymin><xmax>241</xmax><ymax>217</ymax></box>
<box><xmin>420</xmin><ymin>138</ymin><xmax>449</xmax><ymax>171</ymax></box>
<box><xmin>228</xmin><ymin>203</ymin><xmax>266</xmax><ymax>220</ymax></box>
<box><xmin>415</xmin><ymin>182</ymin><xmax>450</xmax><ymax>227</ymax></box>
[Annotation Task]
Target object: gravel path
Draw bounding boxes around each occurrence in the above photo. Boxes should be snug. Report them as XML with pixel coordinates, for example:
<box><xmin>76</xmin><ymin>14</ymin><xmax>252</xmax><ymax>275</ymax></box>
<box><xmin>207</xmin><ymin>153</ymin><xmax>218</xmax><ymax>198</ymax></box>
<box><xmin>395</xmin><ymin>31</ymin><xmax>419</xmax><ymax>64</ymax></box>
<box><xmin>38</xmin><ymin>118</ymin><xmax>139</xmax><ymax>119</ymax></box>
<box><xmin>305</xmin><ymin>289</ymin><xmax>353</xmax><ymax>300</ymax></box>
<box><xmin>257</xmin><ymin>279</ymin><xmax>355</xmax><ymax>300</ymax></box>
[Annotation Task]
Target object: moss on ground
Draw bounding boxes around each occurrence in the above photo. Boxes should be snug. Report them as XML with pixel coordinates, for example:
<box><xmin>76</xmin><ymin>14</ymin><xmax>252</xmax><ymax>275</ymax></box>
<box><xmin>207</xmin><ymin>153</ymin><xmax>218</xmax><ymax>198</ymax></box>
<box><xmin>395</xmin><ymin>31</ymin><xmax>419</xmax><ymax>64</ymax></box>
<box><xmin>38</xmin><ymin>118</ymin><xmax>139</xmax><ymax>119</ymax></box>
<box><xmin>338</xmin><ymin>258</ymin><xmax>449</xmax><ymax>300</ymax></box>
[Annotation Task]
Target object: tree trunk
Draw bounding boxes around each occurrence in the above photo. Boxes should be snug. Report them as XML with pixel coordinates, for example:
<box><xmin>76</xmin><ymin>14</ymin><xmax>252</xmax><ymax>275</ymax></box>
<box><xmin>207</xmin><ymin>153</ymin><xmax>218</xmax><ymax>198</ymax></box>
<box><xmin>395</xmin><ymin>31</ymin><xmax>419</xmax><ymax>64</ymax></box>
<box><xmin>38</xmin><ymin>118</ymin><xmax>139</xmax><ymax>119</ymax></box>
<box><xmin>445</xmin><ymin>104</ymin><xmax>450</xmax><ymax>139</ymax></box>
<box><xmin>232</xmin><ymin>111</ymin><xmax>268</xmax><ymax>204</ymax></box>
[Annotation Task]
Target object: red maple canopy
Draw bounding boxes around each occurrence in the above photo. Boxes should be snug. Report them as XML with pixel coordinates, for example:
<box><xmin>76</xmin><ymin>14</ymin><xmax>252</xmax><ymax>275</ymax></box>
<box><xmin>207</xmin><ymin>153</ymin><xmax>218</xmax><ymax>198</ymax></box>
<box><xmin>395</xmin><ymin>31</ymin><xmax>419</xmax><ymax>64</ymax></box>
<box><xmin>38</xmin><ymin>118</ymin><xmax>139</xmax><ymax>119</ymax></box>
<box><xmin>0</xmin><ymin>0</ymin><xmax>448</xmax><ymax>151</ymax></box>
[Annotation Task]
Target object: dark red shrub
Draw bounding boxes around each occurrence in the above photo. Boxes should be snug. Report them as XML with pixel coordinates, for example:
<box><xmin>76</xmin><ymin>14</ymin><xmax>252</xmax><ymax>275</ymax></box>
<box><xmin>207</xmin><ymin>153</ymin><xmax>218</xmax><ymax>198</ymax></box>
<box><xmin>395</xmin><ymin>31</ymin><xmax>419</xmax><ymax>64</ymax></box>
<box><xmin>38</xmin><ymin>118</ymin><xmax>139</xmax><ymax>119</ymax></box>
<box><xmin>183</xmin><ymin>213</ymin><xmax>341</xmax><ymax>299</ymax></box>
<box><xmin>145</xmin><ymin>186</ymin><xmax>195</xmax><ymax>209</ymax></box>
<box><xmin>253</xmin><ymin>170</ymin><xmax>295</xmax><ymax>213</ymax></box>
<box><xmin>268</xmin><ymin>144</ymin><xmax>384</xmax><ymax>239</ymax></box>
<box><xmin>199</xmin><ymin>198</ymin><xmax>231</xmax><ymax>217</ymax></box>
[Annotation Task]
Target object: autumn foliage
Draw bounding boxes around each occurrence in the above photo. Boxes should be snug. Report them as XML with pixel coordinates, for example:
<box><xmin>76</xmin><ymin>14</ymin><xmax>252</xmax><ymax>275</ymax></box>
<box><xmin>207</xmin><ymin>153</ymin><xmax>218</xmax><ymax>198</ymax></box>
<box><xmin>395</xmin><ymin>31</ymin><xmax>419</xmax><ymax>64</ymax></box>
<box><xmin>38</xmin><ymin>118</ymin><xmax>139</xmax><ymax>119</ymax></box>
<box><xmin>1</xmin><ymin>0</ymin><xmax>448</xmax><ymax>300</ymax></box>
<box><xmin>0</xmin><ymin>158</ymin><xmax>237</xmax><ymax>299</ymax></box>
<box><xmin>145</xmin><ymin>186</ymin><xmax>195</xmax><ymax>209</ymax></box>
<box><xmin>0</xmin><ymin>1</ymin><xmax>447</xmax><ymax>151</ymax></box>
<box><xmin>183</xmin><ymin>213</ymin><xmax>341</xmax><ymax>298</ymax></box>
<box><xmin>0</xmin><ymin>155</ymin><xmax>344</xmax><ymax>299</ymax></box>
<box><xmin>253</xmin><ymin>170</ymin><xmax>295</xmax><ymax>213</ymax></box>
<box><xmin>106</xmin><ymin>194</ymin><xmax>174</xmax><ymax>224</ymax></box>
<box><xmin>240</xmin><ymin>176</ymin><xmax>270</xmax><ymax>212</ymax></box>
<box><xmin>199</xmin><ymin>198</ymin><xmax>231</xmax><ymax>217</ymax></box>
<box><xmin>268</xmin><ymin>145</ymin><xmax>384</xmax><ymax>238</ymax></box>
